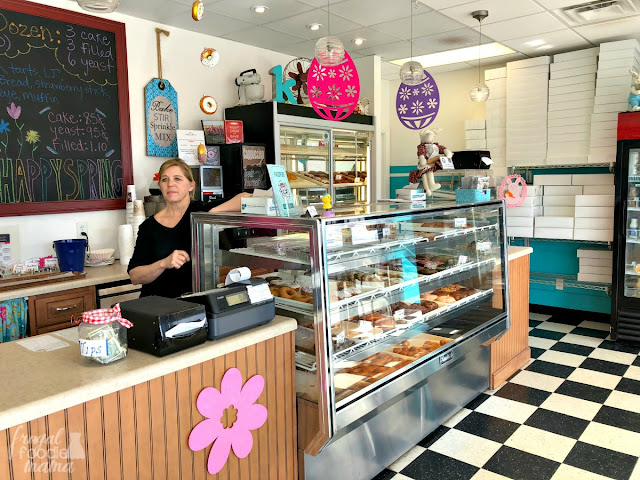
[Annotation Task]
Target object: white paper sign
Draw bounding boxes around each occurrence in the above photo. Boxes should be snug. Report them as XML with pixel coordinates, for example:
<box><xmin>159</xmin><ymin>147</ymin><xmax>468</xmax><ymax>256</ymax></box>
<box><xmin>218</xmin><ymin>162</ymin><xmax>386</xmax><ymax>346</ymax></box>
<box><xmin>556</xmin><ymin>278</ymin><xmax>564</xmax><ymax>290</ymax></box>
<box><xmin>306</xmin><ymin>206</ymin><xmax>318</xmax><ymax>217</ymax></box>
<box><xmin>176</xmin><ymin>129</ymin><xmax>206</xmax><ymax>166</ymax></box>
<box><xmin>79</xmin><ymin>339</ymin><xmax>109</xmax><ymax>358</ymax></box>
<box><xmin>457</xmin><ymin>255</ymin><xmax>469</xmax><ymax>265</ymax></box>
<box><xmin>481</xmin><ymin>156</ymin><xmax>494</xmax><ymax>166</ymax></box>
<box><xmin>440</xmin><ymin>157</ymin><xmax>455</xmax><ymax>170</ymax></box>
<box><xmin>17</xmin><ymin>335</ymin><xmax>70</xmax><ymax>352</ymax></box>
<box><xmin>454</xmin><ymin>217</ymin><xmax>467</xmax><ymax>228</ymax></box>
<box><xmin>393</xmin><ymin>309</ymin><xmax>405</xmax><ymax>320</ymax></box>
<box><xmin>247</xmin><ymin>283</ymin><xmax>273</xmax><ymax>304</ymax></box>
<box><xmin>358</xmin><ymin>320</ymin><xmax>373</xmax><ymax>332</ymax></box>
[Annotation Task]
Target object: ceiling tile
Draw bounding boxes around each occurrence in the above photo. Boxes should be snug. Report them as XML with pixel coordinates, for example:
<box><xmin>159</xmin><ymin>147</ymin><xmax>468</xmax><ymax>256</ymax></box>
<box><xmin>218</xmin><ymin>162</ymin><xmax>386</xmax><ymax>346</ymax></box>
<box><xmin>439</xmin><ymin>0</ymin><xmax>544</xmax><ymax>27</ymax></box>
<box><xmin>330</xmin><ymin>0</ymin><xmax>431</xmax><ymax>27</ymax></box>
<box><xmin>335</xmin><ymin>27</ymin><xmax>406</xmax><ymax>49</ymax></box>
<box><xmin>222</xmin><ymin>26</ymin><xmax>307</xmax><ymax>50</ymax></box>
<box><xmin>370</xmin><ymin>11</ymin><xmax>467</xmax><ymax>40</ymax></box>
<box><xmin>206</xmin><ymin>0</ymin><xmax>316</xmax><ymax>25</ymax></box>
<box><xmin>478</xmin><ymin>12</ymin><xmax>568</xmax><ymax>42</ymax></box>
<box><xmin>356</xmin><ymin>40</ymin><xmax>432</xmax><ymax>61</ymax></box>
<box><xmin>264</xmin><ymin>9</ymin><xmax>363</xmax><ymax>39</ymax></box>
<box><xmin>277</xmin><ymin>39</ymin><xmax>318</xmax><ymax>58</ymax></box>
<box><xmin>573</xmin><ymin>16</ymin><xmax>640</xmax><ymax>43</ymax></box>
<box><xmin>535</xmin><ymin>0</ymin><xmax>584</xmax><ymax>9</ymax></box>
<box><xmin>413</xmin><ymin>27</ymin><xmax>492</xmax><ymax>52</ymax></box>
<box><xmin>297</xmin><ymin>0</ymin><xmax>350</xmax><ymax>6</ymax></box>
<box><xmin>503</xmin><ymin>30</ymin><xmax>592</xmax><ymax>55</ymax></box>
<box><xmin>417</xmin><ymin>0</ymin><xmax>476</xmax><ymax>10</ymax></box>
<box><xmin>382</xmin><ymin>61</ymin><xmax>401</xmax><ymax>75</ymax></box>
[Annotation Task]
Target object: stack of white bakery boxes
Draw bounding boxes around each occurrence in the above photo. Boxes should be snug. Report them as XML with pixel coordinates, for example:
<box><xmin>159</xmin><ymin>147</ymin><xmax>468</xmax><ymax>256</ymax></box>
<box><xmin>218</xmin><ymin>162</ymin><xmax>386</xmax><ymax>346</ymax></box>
<box><xmin>506</xmin><ymin>57</ymin><xmax>550</xmax><ymax>167</ymax></box>
<box><xmin>484</xmin><ymin>67</ymin><xmax>506</xmax><ymax>172</ymax></box>
<box><xmin>465</xmin><ymin>120</ymin><xmax>486</xmax><ymax>150</ymax></box>
<box><xmin>534</xmin><ymin>174</ymin><xmax>576</xmax><ymax>239</ymax></box>
<box><xmin>573</xmin><ymin>174</ymin><xmax>615</xmax><ymax>241</ymax></box>
<box><xmin>547</xmin><ymin>48</ymin><xmax>598</xmax><ymax>165</ymax></box>
<box><xmin>577</xmin><ymin>249</ymin><xmax>613</xmax><ymax>284</ymax></box>
<box><xmin>590</xmin><ymin>39</ymin><xmax>640</xmax><ymax>164</ymax></box>
<box><xmin>505</xmin><ymin>185</ymin><xmax>542</xmax><ymax>238</ymax></box>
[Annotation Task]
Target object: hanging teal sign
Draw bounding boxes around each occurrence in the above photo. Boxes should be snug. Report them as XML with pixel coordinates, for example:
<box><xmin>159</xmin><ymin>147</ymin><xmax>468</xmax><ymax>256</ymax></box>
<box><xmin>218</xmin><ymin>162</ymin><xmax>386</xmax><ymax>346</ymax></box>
<box><xmin>145</xmin><ymin>78</ymin><xmax>179</xmax><ymax>157</ymax></box>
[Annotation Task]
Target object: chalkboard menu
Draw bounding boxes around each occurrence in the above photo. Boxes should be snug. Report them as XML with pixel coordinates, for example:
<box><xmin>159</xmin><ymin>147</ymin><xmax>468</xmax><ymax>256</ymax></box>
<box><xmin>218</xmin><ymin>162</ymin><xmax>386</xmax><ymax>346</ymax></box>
<box><xmin>0</xmin><ymin>0</ymin><xmax>132</xmax><ymax>217</ymax></box>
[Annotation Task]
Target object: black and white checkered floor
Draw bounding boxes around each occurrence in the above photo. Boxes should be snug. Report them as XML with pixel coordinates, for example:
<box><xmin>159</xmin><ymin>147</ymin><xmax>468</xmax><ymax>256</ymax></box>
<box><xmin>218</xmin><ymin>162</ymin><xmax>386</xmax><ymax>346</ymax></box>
<box><xmin>373</xmin><ymin>311</ymin><xmax>640</xmax><ymax>480</ymax></box>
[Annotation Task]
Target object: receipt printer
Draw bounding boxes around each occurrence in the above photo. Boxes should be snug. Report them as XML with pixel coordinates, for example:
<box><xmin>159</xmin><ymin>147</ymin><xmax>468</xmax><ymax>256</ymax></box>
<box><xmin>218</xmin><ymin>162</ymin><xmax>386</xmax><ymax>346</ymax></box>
<box><xmin>181</xmin><ymin>278</ymin><xmax>275</xmax><ymax>340</ymax></box>
<box><xmin>120</xmin><ymin>296</ymin><xmax>208</xmax><ymax>357</ymax></box>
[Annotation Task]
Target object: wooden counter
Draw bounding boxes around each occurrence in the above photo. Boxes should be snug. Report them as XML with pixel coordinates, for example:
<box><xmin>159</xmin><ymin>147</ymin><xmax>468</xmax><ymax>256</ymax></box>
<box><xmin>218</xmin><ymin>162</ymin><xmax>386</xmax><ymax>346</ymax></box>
<box><xmin>490</xmin><ymin>246</ymin><xmax>533</xmax><ymax>389</ymax></box>
<box><xmin>0</xmin><ymin>315</ymin><xmax>298</xmax><ymax>479</ymax></box>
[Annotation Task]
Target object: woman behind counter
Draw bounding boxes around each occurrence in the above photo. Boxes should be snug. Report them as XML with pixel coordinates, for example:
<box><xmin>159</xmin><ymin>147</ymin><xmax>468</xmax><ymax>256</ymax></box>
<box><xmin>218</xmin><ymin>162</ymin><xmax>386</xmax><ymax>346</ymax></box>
<box><xmin>128</xmin><ymin>158</ymin><xmax>248</xmax><ymax>298</ymax></box>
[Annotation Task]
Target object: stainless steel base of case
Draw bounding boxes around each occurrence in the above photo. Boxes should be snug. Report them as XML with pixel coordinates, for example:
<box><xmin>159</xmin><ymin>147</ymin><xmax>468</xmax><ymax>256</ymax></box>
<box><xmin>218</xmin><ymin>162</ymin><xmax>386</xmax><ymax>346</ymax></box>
<box><xmin>304</xmin><ymin>345</ymin><xmax>490</xmax><ymax>480</ymax></box>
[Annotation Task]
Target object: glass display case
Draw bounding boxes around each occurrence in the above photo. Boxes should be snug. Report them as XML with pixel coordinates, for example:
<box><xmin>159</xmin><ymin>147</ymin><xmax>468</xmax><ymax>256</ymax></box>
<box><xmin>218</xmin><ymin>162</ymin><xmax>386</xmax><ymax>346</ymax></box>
<box><xmin>191</xmin><ymin>200</ymin><xmax>508</xmax><ymax>480</ymax></box>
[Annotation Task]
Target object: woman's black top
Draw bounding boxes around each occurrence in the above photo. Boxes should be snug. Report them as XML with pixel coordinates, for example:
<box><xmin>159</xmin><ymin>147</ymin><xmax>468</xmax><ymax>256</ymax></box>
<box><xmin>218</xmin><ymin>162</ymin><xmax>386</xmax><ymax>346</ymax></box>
<box><xmin>127</xmin><ymin>200</ymin><xmax>222</xmax><ymax>298</ymax></box>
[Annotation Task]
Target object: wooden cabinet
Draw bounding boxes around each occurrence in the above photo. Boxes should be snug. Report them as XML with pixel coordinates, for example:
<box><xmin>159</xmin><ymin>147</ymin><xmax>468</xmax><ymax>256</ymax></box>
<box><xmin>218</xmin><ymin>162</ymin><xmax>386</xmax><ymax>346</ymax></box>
<box><xmin>28</xmin><ymin>285</ymin><xmax>96</xmax><ymax>335</ymax></box>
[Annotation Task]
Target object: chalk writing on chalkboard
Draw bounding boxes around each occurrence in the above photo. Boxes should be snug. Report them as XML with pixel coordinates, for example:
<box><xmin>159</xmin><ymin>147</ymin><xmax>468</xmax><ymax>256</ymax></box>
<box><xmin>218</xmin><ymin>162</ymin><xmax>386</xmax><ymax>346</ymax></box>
<box><xmin>0</xmin><ymin>1</ymin><xmax>132</xmax><ymax>215</ymax></box>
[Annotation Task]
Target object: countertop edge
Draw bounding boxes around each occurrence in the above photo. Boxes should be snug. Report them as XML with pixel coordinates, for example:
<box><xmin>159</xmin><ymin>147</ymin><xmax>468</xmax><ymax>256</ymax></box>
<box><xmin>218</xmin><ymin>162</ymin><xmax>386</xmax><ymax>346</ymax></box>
<box><xmin>0</xmin><ymin>316</ymin><xmax>297</xmax><ymax>432</ymax></box>
<box><xmin>508</xmin><ymin>246</ymin><xmax>533</xmax><ymax>261</ymax></box>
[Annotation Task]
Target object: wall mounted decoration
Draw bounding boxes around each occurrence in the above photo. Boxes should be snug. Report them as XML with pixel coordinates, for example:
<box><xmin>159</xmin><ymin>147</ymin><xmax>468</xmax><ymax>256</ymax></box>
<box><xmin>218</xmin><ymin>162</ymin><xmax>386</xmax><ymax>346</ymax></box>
<box><xmin>283</xmin><ymin>58</ymin><xmax>312</xmax><ymax>105</ymax></box>
<box><xmin>200</xmin><ymin>48</ymin><xmax>220</xmax><ymax>68</ymax></box>
<box><xmin>192</xmin><ymin>0</ymin><xmax>204</xmax><ymax>21</ymax></box>
<box><xmin>498</xmin><ymin>174</ymin><xmax>528</xmax><ymax>207</ymax></box>
<box><xmin>396</xmin><ymin>70</ymin><xmax>440</xmax><ymax>130</ymax></box>
<box><xmin>307</xmin><ymin>51</ymin><xmax>360</xmax><ymax>121</ymax></box>
<box><xmin>145</xmin><ymin>28</ymin><xmax>178</xmax><ymax>157</ymax></box>
<box><xmin>0</xmin><ymin>0</ymin><xmax>133</xmax><ymax>217</ymax></box>
<box><xmin>199</xmin><ymin>95</ymin><xmax>218</xmax><ymax>115</ymax></box>
<box><xmin>188</xmin><ymin>368</ymin><xmax>268</xmax><ymax>475</ymax></box>
<box><xmin>269</xmin><ymin>65</ymin><xmax>297</xmax><ymax>104</ymax></box>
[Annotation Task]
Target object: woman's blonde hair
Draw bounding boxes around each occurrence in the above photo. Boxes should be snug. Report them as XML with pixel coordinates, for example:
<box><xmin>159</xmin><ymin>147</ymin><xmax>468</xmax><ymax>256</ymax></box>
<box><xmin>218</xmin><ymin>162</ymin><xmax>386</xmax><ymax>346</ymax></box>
<box><xmin>158</xmin><ymin>158</ymin><xmax>195</xmax><ymax>200</ymax></box>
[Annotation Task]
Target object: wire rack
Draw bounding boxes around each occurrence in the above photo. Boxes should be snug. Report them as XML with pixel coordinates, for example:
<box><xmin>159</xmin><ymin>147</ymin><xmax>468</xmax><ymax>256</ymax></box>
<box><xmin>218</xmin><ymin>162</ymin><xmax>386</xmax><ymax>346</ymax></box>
<box><xmin>530</xmin><ymin>272</ymin><xmax>611</xmax><ymax>293</ymax></box>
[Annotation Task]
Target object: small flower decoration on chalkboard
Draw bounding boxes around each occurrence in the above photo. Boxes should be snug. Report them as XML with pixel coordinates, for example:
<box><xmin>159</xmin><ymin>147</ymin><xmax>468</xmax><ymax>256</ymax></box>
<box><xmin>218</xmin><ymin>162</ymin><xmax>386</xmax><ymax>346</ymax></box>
<box><xmin>188</xmin><ymin>368</ymin><xmax>268</xmax><ymax>475</ymax></box>
<box><xmin>0</xmin><ymin>119</ymin><xmax>10</xmax><ymax>134</ymax></box>
<box><xmin>6</xmin><ymin>102</ymin><xmax>21</xmax><ymax>120</ymax></box>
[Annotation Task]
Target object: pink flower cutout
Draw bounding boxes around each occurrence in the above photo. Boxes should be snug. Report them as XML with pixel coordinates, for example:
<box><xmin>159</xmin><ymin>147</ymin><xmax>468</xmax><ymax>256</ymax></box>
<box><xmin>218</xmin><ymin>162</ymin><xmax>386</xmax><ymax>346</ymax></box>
<box><xmin>6</xmin><ymin>102</ymin><xmax>21</xmax><ymax>120</ymax></box>
<box><xmin>188</xmin><ymin>368</ymin><xmax>268</xmax><ymax>475</ymax></box>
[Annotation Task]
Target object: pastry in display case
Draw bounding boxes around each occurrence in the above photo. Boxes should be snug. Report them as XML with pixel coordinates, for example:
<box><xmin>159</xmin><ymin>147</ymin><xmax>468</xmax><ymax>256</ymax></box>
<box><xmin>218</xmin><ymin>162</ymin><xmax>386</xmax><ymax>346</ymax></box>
<box><xmin>191</xmin><ymin>200</ymin><xmax>508</xmax><ymax>480</ymax></box>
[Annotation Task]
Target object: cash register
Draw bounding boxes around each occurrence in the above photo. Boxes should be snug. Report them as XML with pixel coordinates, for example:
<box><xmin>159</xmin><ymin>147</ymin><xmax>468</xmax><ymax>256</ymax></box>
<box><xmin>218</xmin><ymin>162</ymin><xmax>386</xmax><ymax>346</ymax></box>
<box><xmin>181</xmin><ymin>278</ymin><xmax>275</xmax><ymax>340</ymax></box>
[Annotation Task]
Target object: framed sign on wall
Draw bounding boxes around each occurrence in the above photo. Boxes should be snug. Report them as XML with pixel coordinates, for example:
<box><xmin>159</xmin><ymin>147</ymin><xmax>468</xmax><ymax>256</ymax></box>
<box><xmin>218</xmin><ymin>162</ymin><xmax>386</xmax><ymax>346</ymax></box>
<box><xmin>0</xmin><ymin>0</ymin><xmax>133</xmax><ymax>217</ymax></box>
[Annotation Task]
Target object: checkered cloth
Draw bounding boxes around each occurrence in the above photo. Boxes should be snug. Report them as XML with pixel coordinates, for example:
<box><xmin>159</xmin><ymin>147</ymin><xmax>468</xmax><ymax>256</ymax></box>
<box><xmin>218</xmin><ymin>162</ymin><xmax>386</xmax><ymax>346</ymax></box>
<box><xmin>80</xmin><ymin>303</ymin><xmax>133</xmax><ymax>328</ymax></box>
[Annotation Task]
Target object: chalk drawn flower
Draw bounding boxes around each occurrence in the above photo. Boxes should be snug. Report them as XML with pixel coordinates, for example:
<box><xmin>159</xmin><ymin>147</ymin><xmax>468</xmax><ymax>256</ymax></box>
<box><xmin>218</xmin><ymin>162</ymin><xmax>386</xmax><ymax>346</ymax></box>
<box><xmin>345</xmin><ymin>85</ymin><xmax>357</xmax><ymax>98</ymax></box>
<box><xmin>339</xmin><ymin>65</ymin><xmax>353</xmax><ymax>82</ymax></box>
<box><xmin>399</xmin><ymin>86</ymin><xmax>411</xmax><ymax>101</ymax></box>
<box><xmin>411</xmin><ymin>100</ymin><xmax>424</xmax><ymax>115</ymax></box>
<box><xmin>25</xmin><ymin>130</ymin><xmax>40</xmax><ymax>144</ymax></box>
<box><xmin>311</xmin><ymin>86</ymin><xmax>322</xmax><ymax>98</ymax></box>
<box><xmin>6</xmin><ymin>103</ymin><xmax>21</xmax><ymax>120</ymax></box>
<box><xmin>188</xmin><ymin>368</ymin><xmax>267</xmax><ymax>475</ymax></box>
<box><xmin>311</xmin><ymin>65</ymin><xmax>327</xmax><ymax>81</ymax></box>
<box><xmin>427</xmin><ymin>98</ymin><xmax>438</xmax><ymax>109</ymax></box>
<box><xmin>422</xmin><ymin>83</ymin><xmax>434</xmax><ymax>96</ymax></box>
<box><xmin>398</xmin><ymin>104</ymin><xmax>408</xmax><ymax>115</ymax></box>
<box><xmin>0</xmin><ymin>119</ymin><xmax>10</xmax><ymax>134</ymax></box>
<box><xmin>327</xmin><ymin>85</ymin><xmax>340</xmax><ymax>101</ymax></box>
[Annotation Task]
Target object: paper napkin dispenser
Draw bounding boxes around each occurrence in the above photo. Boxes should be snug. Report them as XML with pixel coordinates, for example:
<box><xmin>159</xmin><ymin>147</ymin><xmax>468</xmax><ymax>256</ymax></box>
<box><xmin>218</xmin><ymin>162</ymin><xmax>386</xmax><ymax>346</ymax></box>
<box><xmin>120</xmin><ymin>296</ymin><xmax>208</xmax><ymax>357</ymax></box>
<box><xmin>181</xmin><ymin>278</ymin><xmax>275</xmax><ymax>340</ymax></box>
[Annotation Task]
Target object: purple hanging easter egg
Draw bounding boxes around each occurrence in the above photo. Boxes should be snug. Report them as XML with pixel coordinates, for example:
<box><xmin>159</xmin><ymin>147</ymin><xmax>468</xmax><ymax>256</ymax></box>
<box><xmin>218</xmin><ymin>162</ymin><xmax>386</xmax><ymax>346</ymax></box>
<box><xmin>396</xmin><ymin>71</ymin><xmax>440</xmax><ymax>130</ymax></box>
<box><xmin>308</xmin><ymin>51</ymin><xmax>360</xmax><ymax>121</ymax></box>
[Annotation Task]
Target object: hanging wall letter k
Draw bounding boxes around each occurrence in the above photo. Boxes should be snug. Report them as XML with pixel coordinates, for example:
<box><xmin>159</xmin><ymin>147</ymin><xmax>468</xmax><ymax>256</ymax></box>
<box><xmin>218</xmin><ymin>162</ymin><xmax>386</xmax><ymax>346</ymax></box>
<box><xmin>269</xmin><ymin>65</ymin><xmax>296</xmax><ymax>103</ymax></box>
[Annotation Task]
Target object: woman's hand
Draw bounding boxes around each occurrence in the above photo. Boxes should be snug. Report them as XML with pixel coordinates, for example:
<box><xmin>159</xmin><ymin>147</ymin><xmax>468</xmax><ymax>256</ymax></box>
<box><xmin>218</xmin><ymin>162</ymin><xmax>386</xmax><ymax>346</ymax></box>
<box><xmin>163</xmin><ymin>250</ymin><xmax>190</xmax><ymax>269</ymax></box>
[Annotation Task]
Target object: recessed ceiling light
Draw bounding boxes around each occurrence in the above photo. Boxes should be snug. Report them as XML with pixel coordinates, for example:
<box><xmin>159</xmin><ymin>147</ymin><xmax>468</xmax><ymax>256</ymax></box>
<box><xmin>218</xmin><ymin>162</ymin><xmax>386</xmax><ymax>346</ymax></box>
<box><xmin>391</xmin><ymin>42</ymin><xmax>515</xmax><ymax>68</ymax></box>
<box><xmin>250</xmin><ymin>5</ymin><xmax>269</xmax><ymax>14</ymax></box>
<box><xmin>352</xmin><ymin>38</ymin><xmax>366</xmax><ymax>46</ymax></box>
<box><xmin>306</xmin><ymin>23</ymin><xmax>322</xmax><ymax>31</ymax></box>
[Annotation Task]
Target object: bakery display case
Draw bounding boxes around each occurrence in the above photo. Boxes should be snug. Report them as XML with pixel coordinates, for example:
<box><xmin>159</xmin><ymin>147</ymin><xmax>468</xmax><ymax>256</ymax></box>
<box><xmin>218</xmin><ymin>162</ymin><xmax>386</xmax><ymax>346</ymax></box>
<box><xmin>225</xmin><ymin>102</ymin><xmax>374</xmax><ymax>206</ymax></box>
<box><xmin>190</xmin><ymin>200</ymin><xmax>508</xmax><ymax>480</ymax></box>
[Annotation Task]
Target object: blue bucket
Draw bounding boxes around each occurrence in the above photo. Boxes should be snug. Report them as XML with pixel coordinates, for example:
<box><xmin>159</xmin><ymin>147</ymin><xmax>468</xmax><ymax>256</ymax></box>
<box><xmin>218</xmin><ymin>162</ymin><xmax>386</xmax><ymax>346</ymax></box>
<box><xmin>53</xmin><ymin>239</ymin><xmax>87</xmax><ymax>272</ymax></box>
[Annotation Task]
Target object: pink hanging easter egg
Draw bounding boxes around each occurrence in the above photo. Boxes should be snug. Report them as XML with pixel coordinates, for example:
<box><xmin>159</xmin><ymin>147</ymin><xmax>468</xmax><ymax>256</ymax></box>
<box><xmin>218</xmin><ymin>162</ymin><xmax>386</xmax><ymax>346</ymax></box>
<box><xmin>307</xmin><ymin>51</ymin><xmax>360</xmax><ymax>121</ymax></box>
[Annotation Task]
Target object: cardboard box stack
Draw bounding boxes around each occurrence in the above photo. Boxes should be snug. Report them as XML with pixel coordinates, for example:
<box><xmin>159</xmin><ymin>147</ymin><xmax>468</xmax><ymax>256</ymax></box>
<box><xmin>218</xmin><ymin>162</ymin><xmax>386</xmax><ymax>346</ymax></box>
<box><xmin>464</xmin><ymin>120</ymin><xmax>486</xmax><ymax>150</ymax></box>
<box><xmin>506</xmin><ymin>57</ymin><xmax>551</xmax><ymax>167</ymax></box>
<box><xmin>547</xmin><ymin>48</ymin><xmax>598</xmax><ymax>165</ymax></box>
<box><xmin>534</xmin><ymin>175</ymin><xmax>577</xmax><ymax>239</ymax></box>
<box><xmin>572</xmin><ymin>174</ymin><xmax>615</xmax><ymax>241</ymax></box>
<box><xmin>484</xmin><ymin>67</ymin><xmax>506</xmax><ymax>173</ymax></box>
<box><xmin>577</xmin><ymin>249</ymin><xmax>613</xmax><ymax>284</ymax></box>
<box><xmin>505</xmin><ymin>185</ymin><xmax>543</xmax><ymax>238</ymax></box>
<box><xmin>590</xmin><ymin>40</ymin><xmax>640</xmax><ymax>164</ymax></box>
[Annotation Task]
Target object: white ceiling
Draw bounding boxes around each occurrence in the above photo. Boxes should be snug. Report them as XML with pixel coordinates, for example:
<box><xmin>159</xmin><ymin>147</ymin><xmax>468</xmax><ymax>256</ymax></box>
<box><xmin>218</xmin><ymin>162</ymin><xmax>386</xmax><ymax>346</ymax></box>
<box><xmin>108</xmin><ymin>0</ymin><xmax>640</xmax><ymax>80</ymax></box>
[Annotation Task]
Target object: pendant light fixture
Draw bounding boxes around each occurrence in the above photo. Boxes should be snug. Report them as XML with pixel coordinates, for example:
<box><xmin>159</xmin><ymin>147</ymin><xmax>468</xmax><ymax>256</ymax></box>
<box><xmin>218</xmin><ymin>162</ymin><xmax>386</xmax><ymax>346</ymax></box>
<box><xmin>470</xmin><ymin>10</ymin><xmax>490</xmax><ymax>102</ymax></box>
<box><xmin>314</xmin><ymin>0</ymin><xmax>345</xmax><ymax>66</ymax></box>
<box><xmin>399</xmin><ymin>0</ymin><xmax>425</xmax><ymax>86</ymax></box>
<box><xmin>77</xmin><ymin>0</ymin><xmax>121</xmax><ymax>13</ymax></box>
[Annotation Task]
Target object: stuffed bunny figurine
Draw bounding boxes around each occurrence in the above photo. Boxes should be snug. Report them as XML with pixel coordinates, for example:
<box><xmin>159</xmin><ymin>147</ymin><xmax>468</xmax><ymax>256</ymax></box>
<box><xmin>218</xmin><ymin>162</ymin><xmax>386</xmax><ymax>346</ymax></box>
<box><xmin>409</xmin><ymin>128</ymin><xmax>453</xmax><ymax>196</ymax></box>
<box><xmin>629</xmin><ymin>69</ymin><xmax>640</xmax><ymax>112</ymax></box>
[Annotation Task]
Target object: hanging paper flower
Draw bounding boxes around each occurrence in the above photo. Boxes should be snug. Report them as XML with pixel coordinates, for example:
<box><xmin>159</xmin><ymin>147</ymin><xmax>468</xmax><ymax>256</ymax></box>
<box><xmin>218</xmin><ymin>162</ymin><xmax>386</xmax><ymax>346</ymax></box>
<box><xmin>188</xmin><ymin>368</ymin><xmax>268</xmax><ymax>475</ymax></box>
<box><xmin>307</xmin><ymin>51</ymin><xmax>360</xmax><ymax>121</ymax></box>
<box><xmin>396</xmin><ymin>70</ymin><xmax>440</xmax><ymax>130</ymax></box>
<box><xmin>25</xmin><ymin>130</ymin><xmax>40</xmax><ymax>144</ymax></box>
<box><xmin>0</xmin><ymin>119</ymin><xmax>10</xmax><ymax>133</ymax></box>
<box><xmin>6</xmin><ymin>103</ymin><xmax>21</xmax><ymax>120</ymax></box>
